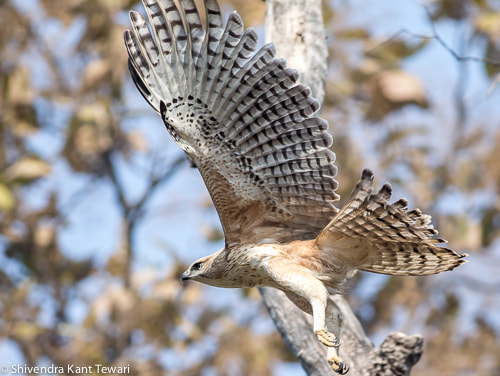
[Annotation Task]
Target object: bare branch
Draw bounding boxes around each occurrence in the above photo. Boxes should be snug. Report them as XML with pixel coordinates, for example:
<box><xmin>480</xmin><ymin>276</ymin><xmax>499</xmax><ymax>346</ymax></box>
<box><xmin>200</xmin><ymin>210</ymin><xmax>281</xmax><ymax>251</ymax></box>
<box><xmin>368</xmin><ymin>6</ymin><xmax>500</xmax><ymax>69</ymax></box>
<box><xmin>131</xmin><ymin>154</ymin><xmax>186</xmax><ymax>222</ymax></box>
<box><xmin>422</xmin><ymin>6</ymin><xmax>500</xmax><ymax>67</ymax></box>
<box><xmin>265</xmin><ymin>0</ymin><xmax>328</xmax><ymax>104</ymax></box>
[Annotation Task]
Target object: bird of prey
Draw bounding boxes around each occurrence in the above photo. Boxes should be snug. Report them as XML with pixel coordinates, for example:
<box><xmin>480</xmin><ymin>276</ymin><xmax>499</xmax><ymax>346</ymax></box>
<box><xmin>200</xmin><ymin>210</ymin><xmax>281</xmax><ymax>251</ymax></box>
<box><xmin>124</xmin><ymin>0</ymin><xmax>467</xmax><ymax>373</ymax></box>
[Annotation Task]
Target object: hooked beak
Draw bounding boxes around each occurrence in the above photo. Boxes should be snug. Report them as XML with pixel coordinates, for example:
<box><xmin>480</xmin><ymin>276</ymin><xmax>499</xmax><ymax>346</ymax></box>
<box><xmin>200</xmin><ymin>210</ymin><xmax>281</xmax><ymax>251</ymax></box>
<box><xmin>180</xmin><ymin>271</ymin><xmax>190</xmax><ymax>284</ymax></box>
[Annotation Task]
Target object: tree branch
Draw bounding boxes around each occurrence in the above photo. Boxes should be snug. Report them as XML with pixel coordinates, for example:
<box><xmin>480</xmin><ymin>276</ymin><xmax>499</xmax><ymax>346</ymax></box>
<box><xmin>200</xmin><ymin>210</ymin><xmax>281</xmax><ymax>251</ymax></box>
<box><xmin>261</xmin><ymin>1</ymin><xmax>424</xmax><ymax>374</ymax></box>
<box><xmin>265</xmin><ymin>0</ymin><xmax>327</xmax><ymax>104</ymax></box>
<box><xmin>103</xmin><ymin>149</ymin><xmax>185</xmax><ymax>287</ymax></box>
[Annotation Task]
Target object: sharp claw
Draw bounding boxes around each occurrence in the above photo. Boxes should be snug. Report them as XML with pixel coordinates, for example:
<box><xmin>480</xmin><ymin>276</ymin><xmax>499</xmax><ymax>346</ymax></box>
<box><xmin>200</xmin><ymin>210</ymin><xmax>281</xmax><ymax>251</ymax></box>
<box><xmin>329</xmin><ymin>357</ymin><xmax>349</xmax><ymax>375</ymax></box>
<box><xmin>339</xmin><ymin>362</ymin><xmax>349</xmax><ymax>375</ymax></box>
<box><xmin>315</xmin><ymin>329</ymin><xmax>340</xmax><ymax>348</ymax></box>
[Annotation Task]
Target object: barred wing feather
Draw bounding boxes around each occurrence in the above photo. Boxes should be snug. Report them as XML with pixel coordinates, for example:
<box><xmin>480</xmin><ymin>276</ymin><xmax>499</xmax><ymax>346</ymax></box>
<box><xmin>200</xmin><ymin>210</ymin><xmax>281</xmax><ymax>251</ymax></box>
<box><xmin>124</xmin><ymin>0</ymin><xmax>339</xmax><ymax>245</ymax></box>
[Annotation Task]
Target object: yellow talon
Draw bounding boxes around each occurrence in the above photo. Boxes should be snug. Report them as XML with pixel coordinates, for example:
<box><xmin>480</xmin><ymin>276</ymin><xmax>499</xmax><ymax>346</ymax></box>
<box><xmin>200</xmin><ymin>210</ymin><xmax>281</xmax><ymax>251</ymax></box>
<box><xmin>328</xmin><ymin>355</ymin><xmax>349</xmax><ymax>375</ymax></box>
<box><xmin>315</xmin><ymin>329</ymin><xmax>340</xmax><ymax>347</ymax></box>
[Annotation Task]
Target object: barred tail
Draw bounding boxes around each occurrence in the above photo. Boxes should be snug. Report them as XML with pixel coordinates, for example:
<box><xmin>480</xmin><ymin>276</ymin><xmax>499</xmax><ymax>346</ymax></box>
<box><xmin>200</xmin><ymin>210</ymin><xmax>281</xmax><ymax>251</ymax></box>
<box><xmin>316</xmin><ymin>169</ymin><xmax>467</xmax><ymax>276</ymax></box>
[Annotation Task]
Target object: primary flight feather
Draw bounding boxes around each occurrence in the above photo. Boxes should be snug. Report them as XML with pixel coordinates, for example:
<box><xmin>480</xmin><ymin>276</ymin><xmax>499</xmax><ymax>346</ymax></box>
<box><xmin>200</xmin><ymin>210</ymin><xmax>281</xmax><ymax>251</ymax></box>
<box><xmin>124</xmin><ymin>0</ymin><xmax>467</xmax><ymax>373</ymax></box>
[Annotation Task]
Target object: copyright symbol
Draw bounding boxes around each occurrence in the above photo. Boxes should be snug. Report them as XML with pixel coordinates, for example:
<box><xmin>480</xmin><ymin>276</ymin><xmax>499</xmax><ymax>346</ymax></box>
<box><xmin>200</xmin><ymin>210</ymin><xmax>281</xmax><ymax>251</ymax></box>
<box><xmin>0</xmin><ymin>365</ymin><xmax>8</xmax><ymax>374</ymax></box>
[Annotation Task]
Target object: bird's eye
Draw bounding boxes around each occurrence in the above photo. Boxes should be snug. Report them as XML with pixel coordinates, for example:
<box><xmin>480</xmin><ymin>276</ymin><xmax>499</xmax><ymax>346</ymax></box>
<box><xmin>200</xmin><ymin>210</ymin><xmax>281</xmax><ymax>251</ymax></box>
<box><xmin>192</xmin><ymin>262</ymin><xmax>202</xmax><ymax>271</ymax></box>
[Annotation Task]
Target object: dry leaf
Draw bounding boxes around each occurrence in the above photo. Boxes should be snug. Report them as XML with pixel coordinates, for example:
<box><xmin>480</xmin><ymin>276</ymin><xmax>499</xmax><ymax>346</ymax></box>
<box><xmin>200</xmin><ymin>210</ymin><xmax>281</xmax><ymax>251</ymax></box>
<box><xmin>367</xmin><ymin>70</ymin><xmax>429</xmax><ymax>120</ymax></box>
<box><xmin>4</xmin><ymin>157</ymin><xmax>51</xmax><ymax>183</ymax></box>
<box><xmin>127</xmin><ymin>130</ymin><xmax>149</xmax><ymax>152</ymax></box>
<box><xmin>82</xmin><ymin>59</ymin><xmax>111</xmax><ymax>90</ymax></box>
<box><xmin>34</xmin><ymin>225</ymin><xmax>56</xmax><ymax>248</ymax></box>
<box><xmin>377</xmin><ymin>71</ymin><xmax>427</xmax><ymax>105</ymax></box>
<box><xmin>0</xmin><ymin>182</ymin><xmax>15</xmax><ymax>212</ymax></box>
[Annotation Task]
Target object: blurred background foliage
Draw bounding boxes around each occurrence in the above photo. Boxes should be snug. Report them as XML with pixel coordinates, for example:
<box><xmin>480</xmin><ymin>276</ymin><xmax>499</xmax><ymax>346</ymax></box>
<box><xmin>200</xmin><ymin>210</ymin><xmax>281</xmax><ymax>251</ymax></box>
<box><xmin>1</xmin><ymin>0</ymin><xmax>500</xmax><ymax>375</ymax></box>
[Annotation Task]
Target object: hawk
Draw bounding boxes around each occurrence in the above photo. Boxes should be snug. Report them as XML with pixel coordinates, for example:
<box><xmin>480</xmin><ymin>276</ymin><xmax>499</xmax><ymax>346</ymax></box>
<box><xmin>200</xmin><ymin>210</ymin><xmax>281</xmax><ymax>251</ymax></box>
<box><xmin>124</xmin><ymin>0</ymin><xmax>467</xmax><ymax>373</ymax></box>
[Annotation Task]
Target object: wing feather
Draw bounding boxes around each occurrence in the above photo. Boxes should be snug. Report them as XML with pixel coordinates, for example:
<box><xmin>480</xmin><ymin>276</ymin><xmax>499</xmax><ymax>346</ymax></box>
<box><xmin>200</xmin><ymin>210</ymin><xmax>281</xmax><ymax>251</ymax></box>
<box><xmin>201</xmin><ymin>12</ymin><xmax>243</xmax><ymax>103</ymax></box>
<box><xmin>210</xmin><ymin>31</ymin><xmax>263</xmax><ymax>115</ymax></box>
<box><xmin>126</xmin><ymin>0</ymin><xmax>340</xmax><ymax>245</ymax></box>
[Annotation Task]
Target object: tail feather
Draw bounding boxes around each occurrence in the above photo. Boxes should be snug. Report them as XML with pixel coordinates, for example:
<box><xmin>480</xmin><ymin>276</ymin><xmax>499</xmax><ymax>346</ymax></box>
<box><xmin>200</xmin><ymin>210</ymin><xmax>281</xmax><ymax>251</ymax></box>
<box><xmin>316</xmin><ymin>169</ymin><xmax>467</xmax><ymax>276</ymax></box>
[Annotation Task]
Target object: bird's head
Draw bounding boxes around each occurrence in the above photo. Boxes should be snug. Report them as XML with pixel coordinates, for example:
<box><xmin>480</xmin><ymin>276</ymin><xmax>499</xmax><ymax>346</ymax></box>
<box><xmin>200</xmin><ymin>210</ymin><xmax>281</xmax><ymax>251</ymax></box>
<box><xmin>180</xmin><ymin>249</ymin><xmax>226</xmax><ymax>287</ymax></box>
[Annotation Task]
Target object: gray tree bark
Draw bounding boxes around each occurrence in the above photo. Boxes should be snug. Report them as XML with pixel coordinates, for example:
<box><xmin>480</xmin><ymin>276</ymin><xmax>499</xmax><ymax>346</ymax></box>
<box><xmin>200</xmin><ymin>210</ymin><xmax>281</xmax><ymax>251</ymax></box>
<box><xmin>259</xmin><ymin>1</ymin><xmax>424</xmax><ymax>375</ymax></box>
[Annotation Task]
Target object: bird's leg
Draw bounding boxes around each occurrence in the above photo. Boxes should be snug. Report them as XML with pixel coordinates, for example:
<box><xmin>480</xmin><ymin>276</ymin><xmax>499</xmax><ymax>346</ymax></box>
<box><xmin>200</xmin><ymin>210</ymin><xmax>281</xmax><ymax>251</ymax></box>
<box><xmin>267</xmin><ymin>261</ymin><xmax>330</xmax><ymax>336</ymax></box>
<box><xmin>325</xmin><ymin>299</ymin><xmax>348</xmax><ymax>374</ymax></box>
<box><xmin>268</xmin><ymin>260</ymin><xmax>347</xmax><ymax>374</ymax></box>
<box><xmin>283</xmin><ymin>290</ymin><xmax>348</xmax><ymax>374</ymax></box>
<box><xmin>306</xmin><ymin>292</ymin><xmax>341</xmax><ymax>350</ymax></box>
<box><xmin>311</xmin><ymin>296</ymin><xmax>348</xmax><ymax>374</ymax></box>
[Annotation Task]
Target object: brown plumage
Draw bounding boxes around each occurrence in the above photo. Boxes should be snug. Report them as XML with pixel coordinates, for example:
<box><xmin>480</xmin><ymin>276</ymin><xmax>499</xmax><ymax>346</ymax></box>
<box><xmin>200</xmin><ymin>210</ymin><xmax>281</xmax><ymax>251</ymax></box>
<box><xmin>124</xmin><ymin>0</ymin><xmax>467</xmax><ymax>373</ymax></box>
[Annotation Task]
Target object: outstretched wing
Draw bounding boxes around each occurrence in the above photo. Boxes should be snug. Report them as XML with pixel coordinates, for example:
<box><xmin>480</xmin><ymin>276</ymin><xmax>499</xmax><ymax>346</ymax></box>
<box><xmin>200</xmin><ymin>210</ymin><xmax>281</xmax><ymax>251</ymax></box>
<box><xmin>124</xmin><ymin>0</ymin><xmax>339</xmax><ymax>246</ymax></box>
<box><xmin>316</xmin><ymin>169</ymin><xmax>467</xmax><ymax>276</ymax></box>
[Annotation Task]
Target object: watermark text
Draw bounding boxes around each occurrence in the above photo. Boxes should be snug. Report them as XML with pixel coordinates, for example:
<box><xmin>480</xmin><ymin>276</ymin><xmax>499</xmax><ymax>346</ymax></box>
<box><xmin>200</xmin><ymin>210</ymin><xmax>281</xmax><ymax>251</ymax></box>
<box><xmin>0</xmin><ymin>363</ymin><xmax>131</xmax><ymax>374</ymax></box>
